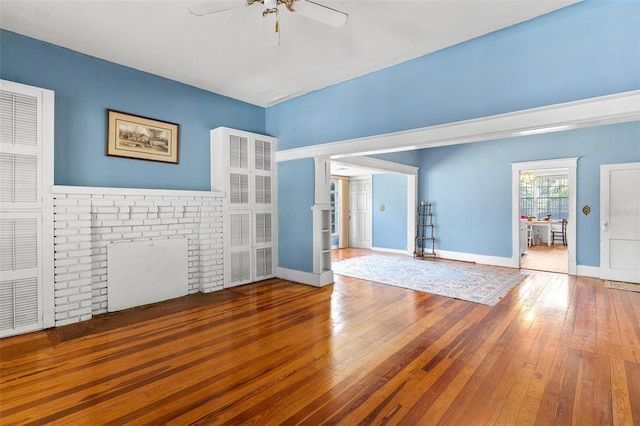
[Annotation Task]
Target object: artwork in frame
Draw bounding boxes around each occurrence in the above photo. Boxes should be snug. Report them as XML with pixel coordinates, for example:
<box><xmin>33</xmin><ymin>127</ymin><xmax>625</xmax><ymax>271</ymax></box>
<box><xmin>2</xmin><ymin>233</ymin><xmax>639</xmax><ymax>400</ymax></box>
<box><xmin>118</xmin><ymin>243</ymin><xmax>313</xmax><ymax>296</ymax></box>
<box><xmin>107</xmin><ymin>109</ymin><xmax>179</xmax><ymax>164</ymax></box>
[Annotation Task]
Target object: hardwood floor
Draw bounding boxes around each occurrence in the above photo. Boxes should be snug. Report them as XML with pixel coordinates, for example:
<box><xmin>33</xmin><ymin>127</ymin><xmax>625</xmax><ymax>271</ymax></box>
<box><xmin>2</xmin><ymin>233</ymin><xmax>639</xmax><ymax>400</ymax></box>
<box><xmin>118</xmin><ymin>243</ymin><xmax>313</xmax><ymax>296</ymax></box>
<box><xmin>521</xmin><ymin>243</ymin><xmax>568</xmax><ymax>274</ymax></box>
<box><xmin>1</xmin><ymin>249</ymin><xmax>639</xmax><ymax>425</ymax></box>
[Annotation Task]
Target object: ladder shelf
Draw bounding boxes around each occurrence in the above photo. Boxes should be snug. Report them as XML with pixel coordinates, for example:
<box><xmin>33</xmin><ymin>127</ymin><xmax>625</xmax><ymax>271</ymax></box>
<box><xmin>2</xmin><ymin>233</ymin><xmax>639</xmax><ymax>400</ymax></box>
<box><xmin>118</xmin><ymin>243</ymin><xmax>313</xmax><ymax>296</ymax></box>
<box><xmin>414</xmin><ymin>201</ymin><xmax>435</xmax><ymax>258</ymax></box>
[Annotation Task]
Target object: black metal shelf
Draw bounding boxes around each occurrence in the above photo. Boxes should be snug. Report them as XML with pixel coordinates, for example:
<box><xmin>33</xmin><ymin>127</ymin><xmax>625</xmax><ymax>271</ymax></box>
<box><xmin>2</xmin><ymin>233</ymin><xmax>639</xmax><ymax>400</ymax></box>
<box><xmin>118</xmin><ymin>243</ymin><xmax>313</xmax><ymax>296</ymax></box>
<box><xmin>414</xmin><ymin>201</ymin><xmax>435</xmax><ymax>258</ymax></box>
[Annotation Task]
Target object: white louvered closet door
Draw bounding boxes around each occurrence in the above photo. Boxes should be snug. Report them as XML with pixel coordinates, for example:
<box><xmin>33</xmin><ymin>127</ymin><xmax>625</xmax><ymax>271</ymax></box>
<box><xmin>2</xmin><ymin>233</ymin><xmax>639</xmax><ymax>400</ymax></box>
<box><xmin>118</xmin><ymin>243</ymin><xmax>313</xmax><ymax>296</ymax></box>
<box><xmin>229</xmin><ymin>212</ymin><xmax>252</xmax><ymax>285</ymax></box>
<box><xmin>254</xmin><ymin>212</ymin><xmax>273</xmax><ymax>279</ymax></box>
<box><xmin>211</xmin><ymin>127</ymin><xmax>277</xmax><ymax>288</ymax></box>
<box><xmin>0</xmin><ymin>82</ymin><xmax>52</xmax><ymax>337</ymax></box>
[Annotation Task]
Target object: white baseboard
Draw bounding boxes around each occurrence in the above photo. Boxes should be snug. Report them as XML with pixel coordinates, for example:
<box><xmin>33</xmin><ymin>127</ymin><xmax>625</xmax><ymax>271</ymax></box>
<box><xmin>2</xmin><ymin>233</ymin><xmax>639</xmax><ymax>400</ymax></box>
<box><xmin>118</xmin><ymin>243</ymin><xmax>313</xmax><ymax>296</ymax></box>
<box><xmin>371</xmin><ymin>247</ymin><xmax>412</xmax><ymax>256</ymax></box>
<box><xmin>575</xmin><ymin>265</ymin><xmax>600</xmax><ymax>278</ymax></box>
<box><xmin>276</xmin><ymin>267</ymin><xmax>334</xmax><ymax>287</ymax></box>
<box><xmin>436</xmin><ymin>249</ymin><xmax>514</xmax><ymax>268</ymax></box>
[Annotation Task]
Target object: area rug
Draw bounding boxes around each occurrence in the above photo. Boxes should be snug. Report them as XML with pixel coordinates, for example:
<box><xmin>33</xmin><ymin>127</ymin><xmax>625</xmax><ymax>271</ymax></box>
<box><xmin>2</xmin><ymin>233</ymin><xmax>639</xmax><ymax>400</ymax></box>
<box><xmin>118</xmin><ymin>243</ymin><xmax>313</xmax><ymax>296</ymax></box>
<box><xmin>604</xmin><ymin>280</ymin><xmax>640</xmax><ymax>293</ymax></box>
<box><xmin>332</xmin><ymin>254</ymin><xmax>526</xmax><ymax>305</ymax></box>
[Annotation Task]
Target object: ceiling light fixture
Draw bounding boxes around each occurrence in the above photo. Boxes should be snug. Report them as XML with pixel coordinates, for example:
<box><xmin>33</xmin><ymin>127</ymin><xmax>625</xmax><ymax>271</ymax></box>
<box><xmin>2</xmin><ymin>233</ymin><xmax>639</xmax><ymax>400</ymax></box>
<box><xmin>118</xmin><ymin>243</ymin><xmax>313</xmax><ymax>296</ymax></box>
<box><xmin>190</xmin><ymin>0</ymin><xmax>348</xmax><ymax>47</ymax></box>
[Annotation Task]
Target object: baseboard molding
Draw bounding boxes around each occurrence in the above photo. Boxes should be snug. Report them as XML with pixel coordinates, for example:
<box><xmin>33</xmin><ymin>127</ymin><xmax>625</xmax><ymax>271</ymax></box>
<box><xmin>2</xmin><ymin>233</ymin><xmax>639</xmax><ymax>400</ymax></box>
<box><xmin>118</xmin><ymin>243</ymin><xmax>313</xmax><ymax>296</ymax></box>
<box><xmin>371</xmin><ymin>247</ymin><xmax>412</xmax><ymax>256</ymax></box>
<box><xmin>436</xmin><ymin>249</ymin><xmax>514</xmax><ymax>268</ymax></box>
<box><xmin>276</xmin><ymin>267</ymin><xmax>334</xmax><ymax>287</ymax></box>
<box><xmin>575</xmin><ymin>265</ymin><xmax>600</xmax><ymax>279</ymax></box>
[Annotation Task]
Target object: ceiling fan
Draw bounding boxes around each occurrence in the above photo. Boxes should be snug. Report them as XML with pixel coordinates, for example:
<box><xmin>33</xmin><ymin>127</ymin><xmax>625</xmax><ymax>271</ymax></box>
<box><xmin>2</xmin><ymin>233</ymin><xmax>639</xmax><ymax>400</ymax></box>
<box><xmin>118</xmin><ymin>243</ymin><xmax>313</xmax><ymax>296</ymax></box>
<box><xmin>189</xmin><ymin>0</ymin><xmax>348</xmax><ymax>47</ymax></box>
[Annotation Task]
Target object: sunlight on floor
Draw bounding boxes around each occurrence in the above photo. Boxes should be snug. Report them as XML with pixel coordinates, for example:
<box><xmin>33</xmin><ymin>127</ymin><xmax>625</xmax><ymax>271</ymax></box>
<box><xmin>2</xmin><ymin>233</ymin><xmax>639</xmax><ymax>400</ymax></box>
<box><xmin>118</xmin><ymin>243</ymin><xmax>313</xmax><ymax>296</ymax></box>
<box><xmin>521</xmin><ymin>243</ymin><xmax>568</xmax><ymax>274</ymax></box>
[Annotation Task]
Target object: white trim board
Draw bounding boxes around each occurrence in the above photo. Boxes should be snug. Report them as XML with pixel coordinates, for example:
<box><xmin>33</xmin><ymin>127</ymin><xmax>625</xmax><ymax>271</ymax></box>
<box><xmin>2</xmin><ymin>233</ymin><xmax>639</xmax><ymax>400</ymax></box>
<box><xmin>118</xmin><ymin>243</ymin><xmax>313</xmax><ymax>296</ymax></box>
<box><xmin>276</xmin><ymin>267</ymin><xmax>334</xmax><ymax>287</ymax></box>
<box><xmin>333</xmin><ymin>156</ymin><xmax>419</xmax><ymax>175</ymax></box>
<box><xmin>371</xmin><ymin>247</ymin><xmax>413</xmax><ymax>256</ymax></box>
<box><xmin>276</xmin><ymin>90</ymin><xmax>640</xmax><ymax>162</ymax></box>
<box><xmin>435</xmin><ymin>249</ymin><xmax>515</xmax><ymax>269</ymax></box>
<box><xmin>53</xmin><ymin>185</ymin><xmax>224</xmax><ymax>198</ymax></box>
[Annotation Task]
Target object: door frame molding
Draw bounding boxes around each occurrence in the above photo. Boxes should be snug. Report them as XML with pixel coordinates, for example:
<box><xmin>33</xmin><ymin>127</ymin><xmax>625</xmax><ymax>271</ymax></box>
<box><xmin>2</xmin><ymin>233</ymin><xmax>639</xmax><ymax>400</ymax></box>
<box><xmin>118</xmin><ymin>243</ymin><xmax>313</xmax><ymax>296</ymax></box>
<box><xmin>511</xmin><ymin>158</ymin><xmax>578</xmax><ymax>274</ymax></box>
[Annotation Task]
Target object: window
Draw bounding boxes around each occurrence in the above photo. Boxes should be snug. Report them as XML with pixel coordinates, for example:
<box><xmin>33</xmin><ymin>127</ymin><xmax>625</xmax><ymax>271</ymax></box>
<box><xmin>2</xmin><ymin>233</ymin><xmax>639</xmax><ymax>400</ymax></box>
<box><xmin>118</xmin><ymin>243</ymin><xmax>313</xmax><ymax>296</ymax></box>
<box><xmin>520</xmin><ymin>174</ymin><xmax>568</xmax><ymax>220</ymax></box>
<box><xmin>330</xmin><ymin>179</ymin><xmax>339</xmax><ymax>235</ymax></box>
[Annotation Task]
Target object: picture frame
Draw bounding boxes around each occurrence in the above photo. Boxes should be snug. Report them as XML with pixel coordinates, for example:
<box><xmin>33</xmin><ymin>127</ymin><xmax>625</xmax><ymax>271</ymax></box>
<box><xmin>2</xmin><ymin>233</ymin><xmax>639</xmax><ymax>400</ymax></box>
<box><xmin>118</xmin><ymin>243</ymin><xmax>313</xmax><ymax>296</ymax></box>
<box><xmin>107</xmin><ymin>109</ymin><xmax>179</xmax><ymax>164</ymax></box>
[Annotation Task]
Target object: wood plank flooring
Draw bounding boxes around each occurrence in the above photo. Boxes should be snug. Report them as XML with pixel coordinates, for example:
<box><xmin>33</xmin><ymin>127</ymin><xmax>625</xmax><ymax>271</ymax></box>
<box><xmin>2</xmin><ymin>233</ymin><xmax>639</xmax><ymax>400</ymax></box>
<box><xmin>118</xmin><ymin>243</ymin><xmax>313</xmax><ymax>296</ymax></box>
<box><xmin>520</xmin><ymin>243</ymin><xmax>568</xmax><ymax>274</ymax></box>
<box><xmin>1</xmin><ymin>248</ymin><xmax>639</xmax><ymax>425</ymax></box>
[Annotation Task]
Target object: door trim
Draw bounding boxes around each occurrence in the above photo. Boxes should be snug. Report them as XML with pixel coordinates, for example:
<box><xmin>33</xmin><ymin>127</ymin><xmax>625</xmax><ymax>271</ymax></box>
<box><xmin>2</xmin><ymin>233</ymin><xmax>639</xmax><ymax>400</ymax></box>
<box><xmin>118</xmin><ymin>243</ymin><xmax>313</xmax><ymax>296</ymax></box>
<box><xmin>511</xmin><ymin>158</ymin><xmax>578</xmax><ymax>274</ymax></box>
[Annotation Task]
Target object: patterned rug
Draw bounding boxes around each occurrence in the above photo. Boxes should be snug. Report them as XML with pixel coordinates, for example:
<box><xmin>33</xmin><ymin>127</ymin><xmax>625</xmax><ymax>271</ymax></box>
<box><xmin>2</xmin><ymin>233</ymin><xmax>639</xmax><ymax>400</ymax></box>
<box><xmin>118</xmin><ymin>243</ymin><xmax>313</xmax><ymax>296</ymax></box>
<box><xmin>332</xmin><ymin>254</ymin><xmax>526</xmax><ymax>305</ymax></box>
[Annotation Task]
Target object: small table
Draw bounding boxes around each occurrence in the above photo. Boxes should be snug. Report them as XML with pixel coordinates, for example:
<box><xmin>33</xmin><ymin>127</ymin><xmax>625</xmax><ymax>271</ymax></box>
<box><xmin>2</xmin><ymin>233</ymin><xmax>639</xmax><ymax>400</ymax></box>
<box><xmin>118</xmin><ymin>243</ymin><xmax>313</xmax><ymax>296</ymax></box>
<box><xmin>526</xmin><ymin>220</ymin><xmax>561</xmax><ymax>246</ymax></box>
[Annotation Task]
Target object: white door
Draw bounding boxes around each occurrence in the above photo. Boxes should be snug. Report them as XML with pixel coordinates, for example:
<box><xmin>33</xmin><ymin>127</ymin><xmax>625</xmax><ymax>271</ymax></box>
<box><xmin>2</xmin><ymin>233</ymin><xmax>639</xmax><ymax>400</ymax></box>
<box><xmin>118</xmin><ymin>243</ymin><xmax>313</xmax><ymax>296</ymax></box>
<box><xmin>600</xmin><ymin>162</ymin><xmax>640</xmax><ymax>283</ymax></box>
<box><xmin>0</xmin><ymin>80</ymin><xmax>54</xmax><ymax>337</ymax></box>
<box><xmin>349</xmin><ymin>178</ymin><xmax>372</xmax><ymax>249</ymax></box>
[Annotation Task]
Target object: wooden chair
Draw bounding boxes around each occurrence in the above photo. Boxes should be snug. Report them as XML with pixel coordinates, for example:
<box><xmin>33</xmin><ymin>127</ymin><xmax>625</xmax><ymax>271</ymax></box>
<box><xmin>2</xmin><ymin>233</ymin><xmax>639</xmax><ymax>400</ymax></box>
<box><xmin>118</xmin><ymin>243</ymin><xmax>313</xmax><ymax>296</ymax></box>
<box><xmin>551</xmin><ymin>219</ymin><xmax>567</xmax><ymax>246</ymax></box>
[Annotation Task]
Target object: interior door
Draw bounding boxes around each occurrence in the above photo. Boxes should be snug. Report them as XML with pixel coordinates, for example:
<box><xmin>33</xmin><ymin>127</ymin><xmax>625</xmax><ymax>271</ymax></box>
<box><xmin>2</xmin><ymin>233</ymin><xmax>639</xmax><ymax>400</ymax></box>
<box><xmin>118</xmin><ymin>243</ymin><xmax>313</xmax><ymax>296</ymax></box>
<box><xmin>600</xmin><ymin>162</ymin><xmax>640</xmax><ymax>283</ymax></box>
<box><xmin>349</xmin><ymin>178</ymin><xmax>372</xmax><ymax>249</ymax></box>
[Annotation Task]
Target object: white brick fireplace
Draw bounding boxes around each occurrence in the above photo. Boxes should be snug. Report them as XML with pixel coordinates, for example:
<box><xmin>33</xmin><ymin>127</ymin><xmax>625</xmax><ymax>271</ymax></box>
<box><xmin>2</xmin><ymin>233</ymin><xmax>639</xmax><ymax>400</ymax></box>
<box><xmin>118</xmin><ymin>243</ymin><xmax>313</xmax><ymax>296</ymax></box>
<box><xmin>52</xmin><ymin>186</ymin><xmax>224</xmax><ymax>326</ymax></box>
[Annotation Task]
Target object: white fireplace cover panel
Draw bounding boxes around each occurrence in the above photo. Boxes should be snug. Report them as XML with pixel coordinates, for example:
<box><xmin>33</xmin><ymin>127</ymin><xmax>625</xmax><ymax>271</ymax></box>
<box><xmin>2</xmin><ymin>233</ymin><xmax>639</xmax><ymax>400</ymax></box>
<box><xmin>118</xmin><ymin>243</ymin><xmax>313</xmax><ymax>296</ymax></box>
<box><xmin>107</xmin><ymin>238</ymin><xmax>188</xmax><ymax>312</ymax></box>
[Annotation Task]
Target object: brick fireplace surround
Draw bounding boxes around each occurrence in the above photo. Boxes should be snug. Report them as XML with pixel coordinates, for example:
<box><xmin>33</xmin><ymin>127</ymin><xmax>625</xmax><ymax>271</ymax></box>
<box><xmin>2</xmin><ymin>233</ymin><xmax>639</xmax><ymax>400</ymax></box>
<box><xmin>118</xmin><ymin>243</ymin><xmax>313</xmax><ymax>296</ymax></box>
<box><xmin>52</xmin><ymin>186</ymin><xmax>224</xmax><ymax>326</ymax></box>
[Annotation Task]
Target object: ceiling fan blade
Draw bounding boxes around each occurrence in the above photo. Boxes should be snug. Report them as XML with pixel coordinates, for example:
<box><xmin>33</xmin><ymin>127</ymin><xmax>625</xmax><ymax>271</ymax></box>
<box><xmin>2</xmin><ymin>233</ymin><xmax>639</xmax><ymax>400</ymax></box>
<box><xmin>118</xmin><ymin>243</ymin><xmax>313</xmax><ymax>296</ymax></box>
<box><xmin>188</xmin><ymin>2</ymin><xmax>246</xmax><ymax>17</ymax></box>
<box><xmin>262</xmin><ymin>10</ymin><xmax>280</xmax><ymax>47</ymax></box>
<box><xmin>291</xmin><ymin>0</ymin><xmax>348</xmax><ymax>28</ymax></box>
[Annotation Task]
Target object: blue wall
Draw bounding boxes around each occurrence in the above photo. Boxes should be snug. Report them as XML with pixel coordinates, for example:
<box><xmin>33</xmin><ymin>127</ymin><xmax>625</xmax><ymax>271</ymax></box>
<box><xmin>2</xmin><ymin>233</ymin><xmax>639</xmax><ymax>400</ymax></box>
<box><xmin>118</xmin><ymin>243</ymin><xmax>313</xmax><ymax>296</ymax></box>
<box><xmin>372</xmin><ymin>174</ymin><xmax>408</xmax><ymax>251</ymax></box>
<box><xmin>0</xmin><ymin>30</ymin><xmax>266</xmax><ymax>191</ymax></box>
<box><xmin>268</xmin><ymin>0</ymin><xmax>640</xmax><ymax>272</ymax></box>
<box><xmin>278</xmin><ymin>159</ymin><xmax>316</xmax><ymax>272</ymax></box>
<box><xmin>420</xmin><ymin>122</ymin><xmax>640</xmax><ymax>266</ymax></box>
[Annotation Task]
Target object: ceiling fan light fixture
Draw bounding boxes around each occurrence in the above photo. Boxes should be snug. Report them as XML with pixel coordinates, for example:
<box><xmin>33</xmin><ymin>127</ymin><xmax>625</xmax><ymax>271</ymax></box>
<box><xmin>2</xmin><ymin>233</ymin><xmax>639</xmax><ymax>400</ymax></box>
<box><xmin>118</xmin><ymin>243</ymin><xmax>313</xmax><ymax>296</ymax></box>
<box><xmin>190</xmin><ymin>0</ymin><xmax>347</xmax><ymax>47</ymax></box>
<box><xmin>262</xmin><ymin>8</ymin><xmax>280</xmax><ymax>47</ymax></box>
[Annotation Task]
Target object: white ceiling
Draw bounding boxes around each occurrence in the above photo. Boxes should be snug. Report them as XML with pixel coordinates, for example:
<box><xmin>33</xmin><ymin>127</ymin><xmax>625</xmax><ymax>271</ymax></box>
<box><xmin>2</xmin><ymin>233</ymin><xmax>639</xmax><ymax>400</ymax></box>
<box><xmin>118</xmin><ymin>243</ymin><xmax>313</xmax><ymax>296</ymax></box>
<box><xmin>0</xmin><ymin>0</ymin><xmax>578</xmax><ymax>107</ymax></box>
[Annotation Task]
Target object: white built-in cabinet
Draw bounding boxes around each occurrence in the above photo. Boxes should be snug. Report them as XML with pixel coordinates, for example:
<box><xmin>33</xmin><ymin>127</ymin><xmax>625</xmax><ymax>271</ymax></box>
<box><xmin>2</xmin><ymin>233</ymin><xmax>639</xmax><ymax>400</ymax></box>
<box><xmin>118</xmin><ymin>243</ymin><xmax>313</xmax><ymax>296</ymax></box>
<box><xmin>0</xmin><ymin>79</ymin><xmax>54</xmax><ymax>337</ymax></box>
<box><xmin>211</xmin><ymin>127</ymin><xmax>277</xmax><ymax>288</ymax></box>
<box><xmin>312</xmin><ymin>158</ymin><xmax>334</xmax><ymax>286</ymax></box>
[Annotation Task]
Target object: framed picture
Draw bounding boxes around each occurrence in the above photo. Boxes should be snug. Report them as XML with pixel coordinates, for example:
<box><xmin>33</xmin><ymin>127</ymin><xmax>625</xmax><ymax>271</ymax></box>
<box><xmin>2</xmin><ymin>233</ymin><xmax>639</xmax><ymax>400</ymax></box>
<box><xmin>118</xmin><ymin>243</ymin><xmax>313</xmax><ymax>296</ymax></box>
<box><xmin>107</xmin><ymin>109</ymin><xmax>179</xmax><ymax>164</ymax></box>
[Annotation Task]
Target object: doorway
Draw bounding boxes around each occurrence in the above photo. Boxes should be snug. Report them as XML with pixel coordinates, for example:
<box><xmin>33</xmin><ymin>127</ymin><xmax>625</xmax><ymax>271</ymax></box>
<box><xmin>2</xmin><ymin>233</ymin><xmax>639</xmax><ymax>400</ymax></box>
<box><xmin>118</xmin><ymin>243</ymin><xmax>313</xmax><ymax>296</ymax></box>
<box><xmin>330</xmin><ymin>157</ymin><xmax>418</xmax><ymax>254</ymax></box>
<box><xmin>348</xmin><ymin>177</ymin><xmax>372</xmax><ymax>249</ymax></box>
<box><xmin>519</xmin><ymin>168</ymin><xmax>569</xmax><ymax>273</ymax></box>
<box><xmin>511</xmin><ymin>158</ymin><xmax>578</xmax><ymax>275</ymax></box>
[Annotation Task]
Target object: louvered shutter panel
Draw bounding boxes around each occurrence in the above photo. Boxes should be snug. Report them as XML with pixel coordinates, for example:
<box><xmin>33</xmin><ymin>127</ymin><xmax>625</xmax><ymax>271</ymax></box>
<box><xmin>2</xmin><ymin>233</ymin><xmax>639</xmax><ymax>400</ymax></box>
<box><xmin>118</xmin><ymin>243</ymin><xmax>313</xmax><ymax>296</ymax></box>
<box><xmin>230</xmin><ymin>250</ymin><xmax>251</xmax><ymax>284</ymax></box>
<box><xmin>255</xmin><ymin>140</ymin><xmax>271</xmax><ymax>171</ymax></box>
<box><xmin>0</xmin><ymin>86</ymin><xmax>44</xmax><ymax>337</ymax></box>
<box><xmin>255</xmin><ymin>247</ymin><xmax>272</xmax><ymax>278</ymax></box>
<box><xmin>0</xmin><ymin>91</ymin><xmax>38</xmax><ymax>147</ymax></box>
<box><xmin>230</xmin><ymin>213</ymin><xmax>250</xmax><ymax>247</ymax></box>
<box><xmin>0</xmin><ymin>153</ymin><xmax>38</xmax><ymax>203</ymax></box>
<box><xmin>255</xmin><ymin>213</ymin><xmax>272</xmax><ymax>244</ymax></box>
<box><xmin>255</xmin><ymin>175</ymin><xmax>271</xmax><ymax>204</ymax></box>
<box><xmin>229</xmin><ymin>135</ymin><xmax>248</xmax><ymax>169</ymax></box>
<box><xmin>230</xmin><ymin>173</ymin><xmax>249</xmax><ymax>204</ymax></box>
<box><xmin>0</xmin><ymin>90</ymin><xmax>40</xmax><ymax>207</ymax></box>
